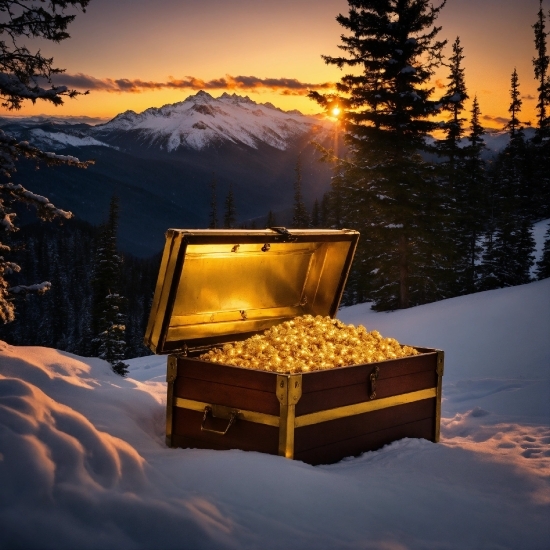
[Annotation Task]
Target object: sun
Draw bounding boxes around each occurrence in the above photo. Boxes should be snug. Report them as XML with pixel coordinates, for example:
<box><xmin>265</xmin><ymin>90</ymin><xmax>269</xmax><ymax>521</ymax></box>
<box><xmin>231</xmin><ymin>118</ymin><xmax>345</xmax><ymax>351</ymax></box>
<box><xmin>331</xmin><ymin>106</ymin><xmax>341</xmax><ymax>117</ymax></box>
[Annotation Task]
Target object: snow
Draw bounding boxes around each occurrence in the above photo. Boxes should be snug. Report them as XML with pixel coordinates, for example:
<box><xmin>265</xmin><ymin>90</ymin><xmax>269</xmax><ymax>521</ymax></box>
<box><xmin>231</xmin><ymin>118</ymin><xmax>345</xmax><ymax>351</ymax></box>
<box><xmin>481</xmin><ymin>127</ymin><xmax>537</xmax><ymax>155</ymax></box>
<box><xmin>1</xmin><ymin>280</ymin><xmax>549</xmax><ymax>549</ymax></box>
<box><xmin>0</xmin><ymin>114</ymin><xmax>109</xmax><ymax>126</ymax></box>
<box><xmin>29</xmin><ymin>128</ymin><xmax>113</xmax><ymax>150</ymax></box>
<box><xmin>93</xmin><ymin>90</ymin><xmax>334</xmax><ymax>152</ymax></box>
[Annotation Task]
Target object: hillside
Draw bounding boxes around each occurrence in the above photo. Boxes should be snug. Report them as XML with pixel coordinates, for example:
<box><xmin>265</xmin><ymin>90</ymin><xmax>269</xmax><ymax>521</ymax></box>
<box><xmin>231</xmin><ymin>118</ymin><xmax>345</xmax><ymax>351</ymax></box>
<box><xmin>1</xmin><ymin>279</ymin><xmax>548</xmax><ymax>549</ymax></box>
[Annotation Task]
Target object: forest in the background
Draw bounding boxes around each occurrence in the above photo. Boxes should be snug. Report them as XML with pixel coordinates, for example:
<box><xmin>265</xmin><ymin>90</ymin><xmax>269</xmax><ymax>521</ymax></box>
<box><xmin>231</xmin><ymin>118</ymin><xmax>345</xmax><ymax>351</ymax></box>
<box><xmin>307</xmin><ymin>0</ymin><xmax>550</xmax><ymax>310</ymax></box>
<box><xmin>1</xmin><ymin>0</ymin><xmax>550</xmax><ymax>363</ymax></box>
<box><xmin>0</xmin><ymin>215</ymin><xmax>160</xmax><ymax>360</ymax></box>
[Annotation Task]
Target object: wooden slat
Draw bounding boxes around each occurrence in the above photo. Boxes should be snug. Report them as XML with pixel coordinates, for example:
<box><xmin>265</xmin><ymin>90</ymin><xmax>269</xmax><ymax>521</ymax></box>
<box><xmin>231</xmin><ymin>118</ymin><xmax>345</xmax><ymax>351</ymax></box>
<box><xmin>294</xmin><ymin>417</ymin><xmax>435</xmax><ymax>465</ymax></box>
<box><xmin>294</xmin><ymin>398</ymin><xmax>436</xmax><ymax>453</ymax></box>
<box><xmin>174</xmin><ymin>397</ymin><xmax>280</xmax><ymax>427</ymax></box>
<box><xmin>300</xmin><ymin>352</ymin><xmax>437</xmax><ymax>393</ymax></box>
<box><xmin>177</xmin><ymin>358</ymin><xmax>277</xmax><ymax>392</ymax></box>
<box><xmin>174</xmin><ymin>376</ymin><xmax>280</xmax><ymax>416</ymax></box>
<box><xmin>296</xmin><ymin>370</ymin><xmax>437</xmax><ymax>416</ymax></box>
<box><xmin>172</xmin><ymin>408</ymin><xmax>279</xmax><ymax>454</ymax></box>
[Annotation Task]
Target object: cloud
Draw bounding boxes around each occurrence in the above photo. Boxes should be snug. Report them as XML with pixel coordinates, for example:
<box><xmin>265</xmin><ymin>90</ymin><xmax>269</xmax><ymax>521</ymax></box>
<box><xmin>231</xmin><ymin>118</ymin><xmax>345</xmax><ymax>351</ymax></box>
<box><xmin>522</xmin><ymin>94</ymin><xmax>535</xmax><ymax>100</ymax></box>
<box><xmin>483</xmin><ymin>114</ymin><xmax>510</xmax><ymax>125</ymax></box>
<box><xmin>435</xmin><ymin>79</ymin><xmax>445</xmax><ymax>89</ymax></box>
<box><xmin>482</xmin><ymin>114</ymin><xmax>533</xmax><ymax>128</ymax></box>
<box><xmin>52</xmin><ymin>73</ymin><xmax>334</xmax><ymax>94</ymax></box>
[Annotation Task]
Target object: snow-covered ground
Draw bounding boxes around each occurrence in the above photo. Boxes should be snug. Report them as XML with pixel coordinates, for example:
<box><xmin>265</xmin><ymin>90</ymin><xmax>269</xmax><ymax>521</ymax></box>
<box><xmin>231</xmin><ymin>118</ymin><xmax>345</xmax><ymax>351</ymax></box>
<box><xmin>1</xmin><ymin>279</ymin><xmax>549</xmax><ymax>549</ymax></box>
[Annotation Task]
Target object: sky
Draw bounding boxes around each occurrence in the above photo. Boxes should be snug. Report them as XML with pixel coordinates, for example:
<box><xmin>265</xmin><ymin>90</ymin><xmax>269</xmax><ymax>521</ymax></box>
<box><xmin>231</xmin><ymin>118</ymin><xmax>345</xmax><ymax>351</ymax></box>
<box><xmin>1</xmin><ymin>0</ymin><xmax>545</xmax><ymax>129</ymax></box>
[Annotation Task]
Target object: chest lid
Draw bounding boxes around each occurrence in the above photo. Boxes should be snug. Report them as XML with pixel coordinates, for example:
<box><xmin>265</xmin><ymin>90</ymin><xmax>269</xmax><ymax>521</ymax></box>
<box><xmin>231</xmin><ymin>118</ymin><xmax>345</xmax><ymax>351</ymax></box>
<box><xmin>144</xmin><ymin>228</ymin><xmax>359</xmax><ymax>354</ymax></box>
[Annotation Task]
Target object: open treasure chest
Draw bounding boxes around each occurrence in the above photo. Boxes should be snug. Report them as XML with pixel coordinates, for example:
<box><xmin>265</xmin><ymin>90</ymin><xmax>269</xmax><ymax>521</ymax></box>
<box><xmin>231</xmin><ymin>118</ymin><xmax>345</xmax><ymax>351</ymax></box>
<box><xmin>144</xmin><ymin>228</ymin><xmax>444</xmax><ymax>465</ymax></box>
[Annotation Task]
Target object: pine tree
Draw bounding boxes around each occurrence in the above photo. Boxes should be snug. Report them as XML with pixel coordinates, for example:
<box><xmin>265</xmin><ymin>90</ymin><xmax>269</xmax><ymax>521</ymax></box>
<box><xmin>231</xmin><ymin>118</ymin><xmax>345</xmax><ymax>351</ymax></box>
<box><xmin>439</xmin><ymin>37</ymin><xmax>469</xmax><ymax>163</ymax></box>
<box><xmin>533</xmin><ymin>0</ymin><xmax>550</xmax><ymax>137</ymax></box>
<box><xmin>508</xmin><ymin>68</ymin><xmax>523</xmax><ymax>139</ymax></box>
<box><xmin>96</xmin><ymin>292</ymin><xmax>128</xmax><ymax>376</ymax></box>
<box><xmin>223</xmin><ymin>184</ymin><xmax>236</xmax><ymax>228</ymax></box>
<box><xmin>265</xmin><ymin>210</ymin><xmax>277</xmax><ymax>228</ymax></box>
<box><xmin>535</xmin><ymin>225</ymin><xmax>550</xmax><ymax>279</ymax></box>
<box><xmin>311</xmin><ymin>199</ymin><xmax>320</xmax><ymax>227</ymax></box>
<box><xmin>91</xmin><ymin>196</ymin><xmax>128</xmax><ymax>375</ymax></box>
<box><xmin>320</xmin><ymin>193</ymin><xmax>331</xmax><ymax>227</ymax></box>
<box><xmin>292</xmin><ymin>156</ymin><xmax>311</xmax><ymax>228</ymax></box>
<box><xmin>480</xmin><ymin>71</ymin><xmax>535</xmax><ymax>289</ymax></box>
<box><xmin>459</xmin><ymin>96</ymin><xmax>488</xmax><ymax>292</ymax></box>
<box><xmin>445</xmin><ymin>95</ymin><xmax>488</xmax><ymax>295</ymax></box>
<box><xmin>531</xmin><ymin>0</ymin><xmax>550</xmax><ymax>217</ymax></box>
<box><xmin>310</xmin><ymin>0</ymin><xmax>447</xmax><ymax>310</ymax></box>
<box><xmin>208</xmin><ymin>175</ymin><xmax>219</xmax><ymax>229</ymax></box>
<box><xmin>0</xmin><ymin>1</ymin><xmax>91</xmax><ymax>324</ymax></box>
<box><xmin>436</xmin><ymin>36</ymin><xmax>470</xmax><ymax>296</ymax></box>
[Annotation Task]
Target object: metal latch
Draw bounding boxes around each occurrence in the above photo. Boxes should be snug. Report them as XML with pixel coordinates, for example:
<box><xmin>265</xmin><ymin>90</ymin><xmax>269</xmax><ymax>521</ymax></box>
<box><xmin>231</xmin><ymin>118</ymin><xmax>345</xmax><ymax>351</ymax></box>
<box><xmin>369</xmin><ymin>365</ymin><xmax>380</xmax><ymax>400</ymax></box>
<box><xmin>270</xmin><ymin>227</ymin><xmax>297</xmax><ymax>242</ymax></box>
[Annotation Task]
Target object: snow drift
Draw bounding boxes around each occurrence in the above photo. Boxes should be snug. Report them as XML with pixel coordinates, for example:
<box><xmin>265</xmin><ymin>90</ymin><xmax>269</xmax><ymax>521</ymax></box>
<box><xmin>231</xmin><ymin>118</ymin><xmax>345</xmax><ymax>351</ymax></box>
<box><xmin>0</xmin><ymin>280</ymin><xmax>549</xmax><ymax>549</ymax></box>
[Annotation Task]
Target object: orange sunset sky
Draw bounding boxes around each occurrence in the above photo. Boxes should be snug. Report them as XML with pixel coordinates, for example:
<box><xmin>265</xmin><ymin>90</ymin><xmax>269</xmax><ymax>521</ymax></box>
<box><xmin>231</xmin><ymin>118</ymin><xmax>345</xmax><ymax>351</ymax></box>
<box><xmin>2</xmin><ymin>0</ymin><xmax>545</xmax><ymax>129</ymax></box>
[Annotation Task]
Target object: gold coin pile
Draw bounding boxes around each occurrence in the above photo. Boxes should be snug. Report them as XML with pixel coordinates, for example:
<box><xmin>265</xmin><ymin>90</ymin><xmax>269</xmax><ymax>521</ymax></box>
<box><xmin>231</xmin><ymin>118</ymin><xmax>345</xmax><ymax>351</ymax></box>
<box><xmin>199</xmin><ymin>315</ymin><xmax>418</xmax><ymax>373</ymax></box>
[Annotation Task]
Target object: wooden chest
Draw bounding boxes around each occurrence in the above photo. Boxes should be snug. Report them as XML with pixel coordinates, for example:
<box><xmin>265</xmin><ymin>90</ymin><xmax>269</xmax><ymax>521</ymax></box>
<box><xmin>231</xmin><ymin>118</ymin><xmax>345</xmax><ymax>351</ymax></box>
<box><xmin>145</xmin><ymin>228</ymin><xmax>443</xmax><ymax>465</ymax></box>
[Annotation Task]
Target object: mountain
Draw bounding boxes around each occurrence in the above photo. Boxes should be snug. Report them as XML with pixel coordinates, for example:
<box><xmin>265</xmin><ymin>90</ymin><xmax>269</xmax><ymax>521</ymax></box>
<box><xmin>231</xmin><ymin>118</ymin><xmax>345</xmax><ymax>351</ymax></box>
<box><xmin>92</xmin><ymin>90</ymin><xmax>331</xmax><ymax>152</ymax></box>
<box><xmin>2</xmin><ymin>92</ymin><xmax>339</xmax><ymax>256</ymax></box>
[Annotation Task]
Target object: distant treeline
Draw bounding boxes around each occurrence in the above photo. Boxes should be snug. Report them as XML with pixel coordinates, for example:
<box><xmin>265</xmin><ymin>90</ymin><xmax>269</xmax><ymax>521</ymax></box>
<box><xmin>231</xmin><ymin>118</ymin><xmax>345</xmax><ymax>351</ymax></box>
<box><xmin>0</xmin><ymin>217</ymin><xmax>160</xmax><ymax>359</ymax></box>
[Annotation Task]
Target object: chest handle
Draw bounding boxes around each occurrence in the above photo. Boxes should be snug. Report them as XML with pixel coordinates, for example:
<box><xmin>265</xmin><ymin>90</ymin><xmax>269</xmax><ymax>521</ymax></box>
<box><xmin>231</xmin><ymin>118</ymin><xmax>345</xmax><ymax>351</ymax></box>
<box><xmin>201</xmin><ymin>406</ymin><xmax>238</xmax><ymax>435</ymax></box>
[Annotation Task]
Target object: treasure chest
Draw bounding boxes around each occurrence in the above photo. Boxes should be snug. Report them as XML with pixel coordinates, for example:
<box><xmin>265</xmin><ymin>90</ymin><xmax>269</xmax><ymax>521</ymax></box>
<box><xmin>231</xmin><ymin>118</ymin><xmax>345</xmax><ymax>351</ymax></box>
<box><xmin>144</xmin><ymin>228</ymin><xmax>443</xmax><ymax>465</ymax></box>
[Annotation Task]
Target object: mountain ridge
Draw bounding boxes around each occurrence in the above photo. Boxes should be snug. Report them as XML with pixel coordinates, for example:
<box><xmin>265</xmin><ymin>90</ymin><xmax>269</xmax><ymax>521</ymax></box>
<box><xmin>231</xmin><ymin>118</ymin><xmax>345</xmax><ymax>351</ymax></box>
<box><xmin>2</xmin><ymin>92</ymin><xmax>338</xmax><ymax>256</ymax></box>
<box><xmin>91</xmin><ymin>90</ymin><xmax>333</xmax><ymax>152</ymax></box>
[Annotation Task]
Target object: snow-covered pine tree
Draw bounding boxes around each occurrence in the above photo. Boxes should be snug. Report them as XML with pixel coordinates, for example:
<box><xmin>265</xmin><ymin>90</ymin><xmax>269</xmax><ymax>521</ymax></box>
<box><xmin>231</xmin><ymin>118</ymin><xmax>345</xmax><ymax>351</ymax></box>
<box><xmin>223</xmin><ymin>184</ymin><xmax>236</xmax><ymax>228</ymax></box>
<box><xmin>480</xmin><ymin>70</ymin><xmax>535</xmax><ymax>289</ymax></box>
<box><xmin>292</xmin><ymin>156</ymin><xmax>310</xmax><ymax>228</ymax></box>
<box><xmin>209</xmin><ymin>175</ymin><xmax>218</xmax><ymax>229</ymax></box>
<box><xmin>310</xmin><ymin>0</ymin><xmax>447</xmax><ymax>310</ymax></box>
<box><xmin>0</xmin><ymin>0</ymin><xmax>92</xmax><ymax>324</ymax></box>
<box><xmin>91</xmin><ymin>196</ymin><xmax>128</xmax><ymax>375</ymax></box>
<box><xmin>96</xmin><ymin>292</ymin><xmax>128</xmax><ymax>376</ymax></box>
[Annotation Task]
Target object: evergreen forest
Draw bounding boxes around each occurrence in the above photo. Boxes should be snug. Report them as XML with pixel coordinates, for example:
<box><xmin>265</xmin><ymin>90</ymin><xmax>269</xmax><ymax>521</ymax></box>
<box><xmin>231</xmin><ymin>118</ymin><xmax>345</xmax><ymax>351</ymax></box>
<box><xmin>0</xmin><ymin>212</ymin><xmax>160</xmax><ymax>361</ymax></box>
<box><xmin>305</xmin><ymin>0</ymin><xmax>550</xmax><ymax>310</ymax></box>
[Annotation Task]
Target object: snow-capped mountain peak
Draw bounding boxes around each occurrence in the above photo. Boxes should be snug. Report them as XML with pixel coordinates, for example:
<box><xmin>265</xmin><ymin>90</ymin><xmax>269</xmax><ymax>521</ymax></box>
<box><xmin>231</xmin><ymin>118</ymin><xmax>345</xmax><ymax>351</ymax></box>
<box><xmin>92</xmin><ymin>90</ymin><xmax>333</xmax><ymax>152</ymax></box>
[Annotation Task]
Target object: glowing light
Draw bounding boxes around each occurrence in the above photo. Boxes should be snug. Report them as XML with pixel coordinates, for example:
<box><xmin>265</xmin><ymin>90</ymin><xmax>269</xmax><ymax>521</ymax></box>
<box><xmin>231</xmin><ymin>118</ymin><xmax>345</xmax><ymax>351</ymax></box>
<box><xmin>331</xmin><ymin>106</ymin><xmax>341</xmax><ymax>117</ymax></box>
<box><xmin>199</xmin><ymin>315</ymin><xmax>419</xmax><ymax>373</ymax></box>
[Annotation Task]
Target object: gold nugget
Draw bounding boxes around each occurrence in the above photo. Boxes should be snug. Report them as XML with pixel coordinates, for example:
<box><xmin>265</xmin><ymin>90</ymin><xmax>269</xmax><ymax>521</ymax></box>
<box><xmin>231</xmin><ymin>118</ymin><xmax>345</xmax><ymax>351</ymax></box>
<box><xmin>199</xmin><ymin>315</ymin><xmax>419</xmax><ymax>373</ymax></box>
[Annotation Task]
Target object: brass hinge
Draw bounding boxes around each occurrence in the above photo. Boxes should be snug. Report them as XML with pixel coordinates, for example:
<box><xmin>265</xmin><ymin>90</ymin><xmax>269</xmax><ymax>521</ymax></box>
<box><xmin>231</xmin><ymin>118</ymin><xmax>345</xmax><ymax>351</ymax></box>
<box><xmin>167</xmin><ymin>355</ymin><xmax>178</xmax><ymax>383</ymax></box>
<box><xmin>436</xmin><ymin>350</ymin><xmax>445</xmax><ymax>376</ymax></box>
<box><xmin>276</xmin><ymin>374</ymin><xmax>303</xmax><ymax>405</ymax></box>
